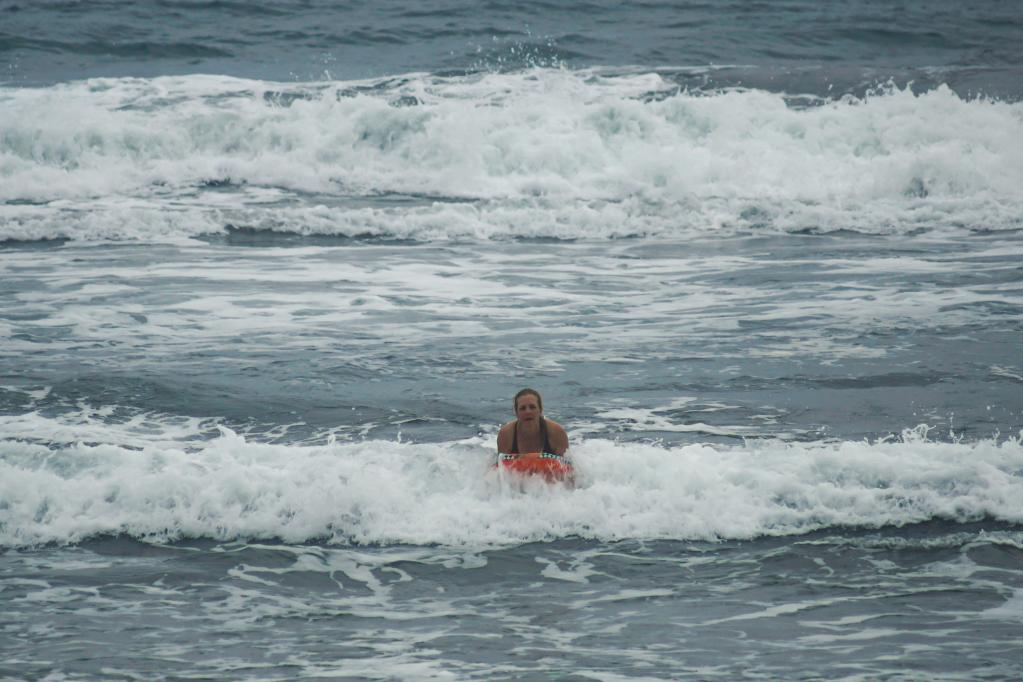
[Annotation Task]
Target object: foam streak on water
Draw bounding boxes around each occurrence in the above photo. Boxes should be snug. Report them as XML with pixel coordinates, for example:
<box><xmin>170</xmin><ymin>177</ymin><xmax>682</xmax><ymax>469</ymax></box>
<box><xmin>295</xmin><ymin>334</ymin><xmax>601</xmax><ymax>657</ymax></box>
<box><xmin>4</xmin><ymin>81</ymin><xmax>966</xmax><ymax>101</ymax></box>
<box><xmin>2</xmin><ymin>528</ymin><xmax>1023</xmax><ymax>680</ymax></box>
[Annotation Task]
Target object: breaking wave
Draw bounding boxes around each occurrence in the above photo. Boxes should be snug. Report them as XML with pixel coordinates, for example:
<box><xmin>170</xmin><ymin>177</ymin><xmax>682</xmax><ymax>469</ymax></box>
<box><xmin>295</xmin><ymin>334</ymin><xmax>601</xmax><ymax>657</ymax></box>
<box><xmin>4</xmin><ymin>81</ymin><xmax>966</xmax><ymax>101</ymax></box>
<box><xmin>2</xmin><ymin>69</ymin><xmax>1022</xmax><ymax>241</ymax></box>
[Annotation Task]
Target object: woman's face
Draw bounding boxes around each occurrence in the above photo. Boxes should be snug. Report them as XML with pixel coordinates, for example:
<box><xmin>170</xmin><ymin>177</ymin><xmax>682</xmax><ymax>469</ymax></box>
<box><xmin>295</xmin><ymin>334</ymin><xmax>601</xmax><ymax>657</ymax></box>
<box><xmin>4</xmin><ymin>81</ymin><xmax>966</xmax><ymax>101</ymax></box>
<box><xmin>515</xmin><ymin>395</ymin><xmax>541</xmax><ymax>422</ymax></box>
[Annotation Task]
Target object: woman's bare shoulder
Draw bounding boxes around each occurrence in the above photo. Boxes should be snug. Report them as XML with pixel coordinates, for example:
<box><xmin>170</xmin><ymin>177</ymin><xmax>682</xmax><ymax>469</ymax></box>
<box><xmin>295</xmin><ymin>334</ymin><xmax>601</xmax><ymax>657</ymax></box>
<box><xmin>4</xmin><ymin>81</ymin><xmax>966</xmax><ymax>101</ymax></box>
<box><xmin>496</xmin><ymin>420</ymin><xmax>516</xmax><ymax>453</ymax></box>
<box><xmin>544</xmin><ymin>418</ymin><xmax>566</xmax><ymax>434</ymax></box>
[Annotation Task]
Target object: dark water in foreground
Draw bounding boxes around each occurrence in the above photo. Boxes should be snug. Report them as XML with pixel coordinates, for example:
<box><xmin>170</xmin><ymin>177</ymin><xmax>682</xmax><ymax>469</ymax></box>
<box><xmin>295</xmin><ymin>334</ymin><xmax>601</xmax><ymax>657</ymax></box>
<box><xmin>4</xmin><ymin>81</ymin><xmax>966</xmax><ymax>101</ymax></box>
<box><xmin>4</xmin><ymin>523</ymin><xmax>1023</xmax><ymax>680</ymax></box>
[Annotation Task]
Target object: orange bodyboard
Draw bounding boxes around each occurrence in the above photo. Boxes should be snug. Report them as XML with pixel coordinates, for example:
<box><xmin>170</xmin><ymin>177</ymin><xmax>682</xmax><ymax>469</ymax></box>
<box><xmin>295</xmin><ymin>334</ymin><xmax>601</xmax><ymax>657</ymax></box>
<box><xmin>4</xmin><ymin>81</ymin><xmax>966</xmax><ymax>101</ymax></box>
<box><xmin>497</xmin><ymin>452</ymin><xmax>574</xmax><ymax>484</ymax></box>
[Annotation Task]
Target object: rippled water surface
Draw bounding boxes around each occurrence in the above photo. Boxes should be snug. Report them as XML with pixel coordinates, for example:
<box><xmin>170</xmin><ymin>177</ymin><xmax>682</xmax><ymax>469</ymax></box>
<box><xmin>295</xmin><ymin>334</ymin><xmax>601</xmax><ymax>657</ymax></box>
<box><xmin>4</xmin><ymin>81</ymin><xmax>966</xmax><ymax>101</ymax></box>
<box><xmin>4</xmin><ymin>525</ymin><xmax>1023</xmax><ymax>680</ymax></box>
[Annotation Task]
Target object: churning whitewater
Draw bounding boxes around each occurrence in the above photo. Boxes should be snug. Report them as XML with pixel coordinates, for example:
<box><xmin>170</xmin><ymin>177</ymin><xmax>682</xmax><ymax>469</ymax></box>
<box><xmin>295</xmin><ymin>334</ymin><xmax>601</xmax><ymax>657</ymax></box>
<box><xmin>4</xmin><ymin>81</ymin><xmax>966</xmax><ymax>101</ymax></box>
<box><xmin>2</xmin><ymin>407</ymin><xmax>1023</xmax><ymax>549</ymax></box>
<box><xmin>3</xmin><ymin>72</ymin><xmax>1022</xmax><ymax>242</ymax></box>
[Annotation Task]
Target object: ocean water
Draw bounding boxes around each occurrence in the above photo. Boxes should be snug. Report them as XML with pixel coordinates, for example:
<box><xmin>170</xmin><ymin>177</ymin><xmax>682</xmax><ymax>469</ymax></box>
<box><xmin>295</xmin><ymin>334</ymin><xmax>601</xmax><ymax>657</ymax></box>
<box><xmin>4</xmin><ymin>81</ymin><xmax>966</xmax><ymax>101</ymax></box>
<box><xmin>2</xmin><ymin>1</ymin><xmax>1023</xmax><ymax>679</ymax></box>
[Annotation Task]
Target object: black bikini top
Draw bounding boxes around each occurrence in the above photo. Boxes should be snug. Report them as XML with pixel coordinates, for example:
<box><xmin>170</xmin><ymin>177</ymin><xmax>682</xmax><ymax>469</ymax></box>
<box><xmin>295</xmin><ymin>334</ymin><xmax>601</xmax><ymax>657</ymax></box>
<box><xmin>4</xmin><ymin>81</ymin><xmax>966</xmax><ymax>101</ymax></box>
<box><xmin>509</xmin><ymin>417</ymin><xmax>554</xmax><ymax>455</ymax></box>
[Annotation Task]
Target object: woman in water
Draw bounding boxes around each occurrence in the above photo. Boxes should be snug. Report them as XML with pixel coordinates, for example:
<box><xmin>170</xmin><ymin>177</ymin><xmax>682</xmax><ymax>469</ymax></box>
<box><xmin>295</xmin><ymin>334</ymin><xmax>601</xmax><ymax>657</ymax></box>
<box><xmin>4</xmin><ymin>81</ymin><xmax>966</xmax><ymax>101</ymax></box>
<box><xmin>497</xmin><ymin>388</ymin><xmax>569</xmax><ymax>456</ymax></box>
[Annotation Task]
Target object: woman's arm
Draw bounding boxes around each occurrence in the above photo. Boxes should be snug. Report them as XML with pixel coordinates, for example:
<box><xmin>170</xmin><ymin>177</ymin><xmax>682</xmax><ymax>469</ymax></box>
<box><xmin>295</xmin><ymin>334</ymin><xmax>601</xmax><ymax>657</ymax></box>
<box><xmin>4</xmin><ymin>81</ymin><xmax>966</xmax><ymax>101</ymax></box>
<box><xmin>546</xmin><ymin>419</ymin><xmax>569</xmax><ymax>456</ymax></box>
<box><xmin>496</xmin><ymin>421</ymin><xmax>514</xmax><ymax>454</ymax></box>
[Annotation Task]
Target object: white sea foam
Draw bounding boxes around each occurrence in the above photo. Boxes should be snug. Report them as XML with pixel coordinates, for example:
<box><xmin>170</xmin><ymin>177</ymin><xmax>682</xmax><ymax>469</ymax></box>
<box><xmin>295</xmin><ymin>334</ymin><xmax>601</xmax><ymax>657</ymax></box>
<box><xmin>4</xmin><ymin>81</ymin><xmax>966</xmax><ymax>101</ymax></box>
<box><xmin>983</xmin><ymin>589</ymin><xmax>1023</xmax><ymax>622</ymax></box>
<box><xmin>1</xmin><ymin>411</ymin><xmax>1021</xmax><ymax>549</ymax></box>
<box><xmin>2</xmin><ymin>70</ymin><xmax>1021</xmax><ymax>241</ymax></box>
<box><xmin>3</xmin><ymin>236</ymin><xmax>1019</xmax><ymax>374</ymax></box>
